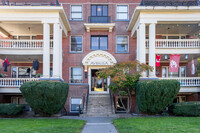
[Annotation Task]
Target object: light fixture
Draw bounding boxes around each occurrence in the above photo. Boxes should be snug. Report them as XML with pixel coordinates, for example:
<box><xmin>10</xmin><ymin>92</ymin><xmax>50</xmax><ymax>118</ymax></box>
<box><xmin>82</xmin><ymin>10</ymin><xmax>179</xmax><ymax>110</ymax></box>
<box><xmin>84</xmin><ymin>66</ymin><xmax>88</xmax><ymax>78</ymax></box>
<box><xmin>97</xmin><ymin>7</ymin><xmax>101</xmax><ymax>12</ymax></box>
<box><xmin>165</xmin><ymin>55</ymin><xmax>168</xmax><ymax>60</ymax></box>
<box><xmin>185</xmin><ymin>54</ymin><xmax>188</xmax><ymax>60</ymax></box>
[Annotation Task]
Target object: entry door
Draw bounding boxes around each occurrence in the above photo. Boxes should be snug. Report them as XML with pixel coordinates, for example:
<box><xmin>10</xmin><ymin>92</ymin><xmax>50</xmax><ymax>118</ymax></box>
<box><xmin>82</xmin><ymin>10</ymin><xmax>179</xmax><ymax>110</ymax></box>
<box><xmin>90</xmin><ymin>69</ymin><xmax>109</xmax><ymax>94</ymax></box>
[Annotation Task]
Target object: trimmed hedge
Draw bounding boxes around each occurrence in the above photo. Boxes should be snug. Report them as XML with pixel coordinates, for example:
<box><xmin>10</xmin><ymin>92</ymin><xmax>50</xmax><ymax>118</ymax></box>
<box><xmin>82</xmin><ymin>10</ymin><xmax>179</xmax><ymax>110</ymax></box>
<box><xmin>0</xmin><ymin>103</ymin><xmax>25</xmax><ymax>115</ymax></box>
<box><xmin>136</xmin><ymin>80</ymin><xmax>180</xmax><ymax>115</ymax></box>
<box><xmin>172</xmin><ymin>102</ymin><xmax>200</xmax><ymax>116</ymax></box>
<box><xmin>20</xmin><ymin>81</ymin><xmax>69</xmax><ymax>116</ymax></box>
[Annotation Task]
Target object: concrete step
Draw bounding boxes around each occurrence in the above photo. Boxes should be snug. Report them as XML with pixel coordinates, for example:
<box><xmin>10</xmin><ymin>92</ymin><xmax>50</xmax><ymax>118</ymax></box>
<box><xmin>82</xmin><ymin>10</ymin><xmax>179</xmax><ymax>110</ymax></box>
<box><xmin>86</xmin><ymin>94</ymin><xmax>113</xmax><ymax>116</ymax></box>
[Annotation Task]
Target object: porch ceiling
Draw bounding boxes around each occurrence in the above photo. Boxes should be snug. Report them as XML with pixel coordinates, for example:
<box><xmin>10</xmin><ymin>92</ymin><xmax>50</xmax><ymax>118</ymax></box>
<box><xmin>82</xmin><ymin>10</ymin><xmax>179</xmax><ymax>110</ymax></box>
<box><xmin>0</xmin><ymin>22</ymin><xmax>49</xmax><ymax>35</ymax></box>
<box><xmin>146</xmin><ymin>24</ymin><xmax>200</xmax><ymax>36</ymax></box>
<box><xmin>0</xmin><ymin>55</ymin><xmax>53</xmax><ymax>62</ymax></box>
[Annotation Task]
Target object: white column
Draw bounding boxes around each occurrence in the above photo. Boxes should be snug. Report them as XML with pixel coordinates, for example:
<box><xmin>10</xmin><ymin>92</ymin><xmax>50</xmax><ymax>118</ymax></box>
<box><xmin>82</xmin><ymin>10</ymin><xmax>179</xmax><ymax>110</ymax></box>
<box><xmin>149</xmin><ymin>23</ymin><xmax>156</xmax><ymax>77</ymax></box>
<box><xmin>136</xmin><ymin>29</ymin><xmax>140</xmax><ymax>61</ymax></box>
<box><xmin>53</xmin><ymin>23</ymin><xmax>60</xmax><ymax>78</ymax></box>
<box><xmin>138</xmin><ymin>23</ymin><xmax>146</xmax><ymax>77</ymax></box>
<box><xmin>42</xmin><ymin>23</ymin><xmax>50</xmax><ymax>78</ymax></box>
<box><xmin>59</xmin><ymin>27</ymin><xmax>63</xmax><ymax>79</ymax></box>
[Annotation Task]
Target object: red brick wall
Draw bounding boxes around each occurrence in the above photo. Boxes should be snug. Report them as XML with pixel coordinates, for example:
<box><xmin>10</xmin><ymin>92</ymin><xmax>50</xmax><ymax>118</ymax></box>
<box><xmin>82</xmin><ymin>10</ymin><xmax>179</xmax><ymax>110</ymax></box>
<box><xmin>186</xmin><ymin>93</ymin><xmax>199</xmax><ymax>102</ymax></box>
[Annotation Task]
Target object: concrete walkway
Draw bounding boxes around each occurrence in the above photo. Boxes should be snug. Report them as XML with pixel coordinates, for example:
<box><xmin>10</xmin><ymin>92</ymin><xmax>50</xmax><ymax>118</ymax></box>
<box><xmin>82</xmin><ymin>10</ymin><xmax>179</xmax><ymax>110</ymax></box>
<box><xmin>81</xmin><ymin>117</ymin><xmax>118</xmax><ymax>133</ymax></box>
<box><xmin>61</xmin><ymin>116</ymin><xmax>118</xmax><ymax>133</ymax></box>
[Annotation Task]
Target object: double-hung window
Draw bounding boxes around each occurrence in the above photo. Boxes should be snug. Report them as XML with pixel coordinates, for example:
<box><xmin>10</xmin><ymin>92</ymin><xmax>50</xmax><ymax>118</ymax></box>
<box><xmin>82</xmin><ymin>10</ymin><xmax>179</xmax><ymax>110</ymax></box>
<box><xmin>70</xmin><ymin>67</ymin><xmax>82</xmax><ymax>83</ymax></box>
<box><xmin>71</xmin><ymin>5</ymin><xmax>83</xmax><ymax>20</ymax></box>
<box><xmin>116</xmin><ymin>36</ymin><xmax>128</xmax><ymax>53</ymax></box>
<box><xmin>116</xmin><ymin>5</ymin><xmax>128</xmax><ymax>20</ymax></box>
<box><xmin>91</xmin><ymin>35</ymin><xmax>108</xmax><ymax>50</ymax></box>
<box><xmin>71</xmin><ymin>36</ymin><xmax>82</xmax><ymax>52</ymax></box>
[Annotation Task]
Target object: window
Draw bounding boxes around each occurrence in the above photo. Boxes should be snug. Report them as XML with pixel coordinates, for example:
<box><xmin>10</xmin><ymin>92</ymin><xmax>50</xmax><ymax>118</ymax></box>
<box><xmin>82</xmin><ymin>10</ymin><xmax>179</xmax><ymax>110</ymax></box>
<box><xmin>71</xmin><ymin>36</ymin><xmax>82</xmax><ymax>52</ymax></box>
<box><xmin>12</xmin><ymin>67</ymin><xmax>36</xmax><ymax>78</ymax></box>
<box><xmin>71</xmin><ymin>5</ymin><xmax>82</xmax><ymax>20</ymax></box>
<box><xmin>116</xmin><ymin>96</ymin><xmax>129</xmax><ymax>112</ymax></box>
<box><xmin>91</xmin><ymin>5</ymin><xmax>108</xmax><ymax>16</ymax></box>
<box><xmin>173</xmin><ymin>96</ymin><xmax>186</xmax><ymax>103</ymax></box>
<box><xmin>116</xmin><ymin>5</ymin><xmax>128</xmax><ymax>20</ymax></box>
<box><xmin>70</xmin><ymin>98</ymin><xmax>83</xmax><ymax>112</ymax></box>
<box><xmin>162</xmin><ymin>66</ymin><xmax>186</xmax><ymax>78</ymax></box>
<box><xmin>116</xmin><ymin>36</ymin><xmax>128</xmax><ymax>52</ymax></box>
<box><xmin>91</xmin><ymin>35</ymin><xmax>108</xmax><ymax>50</ymax></box>
<box><xmin>70</xmin><ymin>67</ymin><xmax>82</xmax><ymax>83</ymax></box>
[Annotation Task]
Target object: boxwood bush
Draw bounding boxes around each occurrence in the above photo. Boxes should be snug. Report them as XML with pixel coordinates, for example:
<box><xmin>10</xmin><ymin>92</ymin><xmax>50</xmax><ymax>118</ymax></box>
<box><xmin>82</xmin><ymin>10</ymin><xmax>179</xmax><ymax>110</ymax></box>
<box><xmin>0</xmin><ymin>103</ymin><xmax>25</xmax><ymax>115</ymax></box>
<box><xmin>136</xmin><ymin>80</ymin><xmax>180</xmax><ymax>115</ymax></box>
<box><xmin>172</xmin><ymin>101</ymin><xmax>200</xmax><ymax>116</ymax></box>
<box><xmin>20</xmin><ymin>81</ymin><xmax>69</xmax><ymax>116</ymax></box>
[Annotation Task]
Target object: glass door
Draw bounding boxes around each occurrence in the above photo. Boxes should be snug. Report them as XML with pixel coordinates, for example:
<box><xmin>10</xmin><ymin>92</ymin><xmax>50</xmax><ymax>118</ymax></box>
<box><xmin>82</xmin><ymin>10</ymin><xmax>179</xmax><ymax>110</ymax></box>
<box><xmin>91</xmin><ymin>69</ymin><xmax>107</xmax><ymax>92</ymax></box>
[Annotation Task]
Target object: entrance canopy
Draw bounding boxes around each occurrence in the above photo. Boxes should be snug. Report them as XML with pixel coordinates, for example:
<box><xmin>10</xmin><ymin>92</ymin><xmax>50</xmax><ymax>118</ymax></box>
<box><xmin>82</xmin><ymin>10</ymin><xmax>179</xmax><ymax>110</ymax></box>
<box><xmin>82</xmin><ymin>50</ymin><xmax>117</xmax><ymax>66</ymax></box>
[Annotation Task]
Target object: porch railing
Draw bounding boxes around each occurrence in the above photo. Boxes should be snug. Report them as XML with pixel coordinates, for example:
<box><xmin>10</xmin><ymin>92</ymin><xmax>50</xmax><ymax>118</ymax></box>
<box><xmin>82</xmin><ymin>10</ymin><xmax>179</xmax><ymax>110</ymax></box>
<box><xmin>0</xmin><ymin>78</ymin><xmax>40</xmax><ymax>87</ymax></box>
<box><xmin>159</xmin><ymin>77</ymin><xmax>200</xmax><ymax>87</ymax></box>
<box><xmin>146</xmin><ymin>39</ymin><xmax>200</xmax><ymax>48</ymax></box>
<box><xmin>0</xmin><ymin>39</ymin><xmax>54</xmax><ymax>49</ymax></box>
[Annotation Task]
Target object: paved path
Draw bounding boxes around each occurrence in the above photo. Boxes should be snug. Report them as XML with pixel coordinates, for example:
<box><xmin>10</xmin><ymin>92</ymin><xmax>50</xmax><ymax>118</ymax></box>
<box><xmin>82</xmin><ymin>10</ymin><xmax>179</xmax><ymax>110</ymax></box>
<box><xmin>81</xmin><ymin>117</ymin><xmax>118</xmax><ymax>133</ymax></box>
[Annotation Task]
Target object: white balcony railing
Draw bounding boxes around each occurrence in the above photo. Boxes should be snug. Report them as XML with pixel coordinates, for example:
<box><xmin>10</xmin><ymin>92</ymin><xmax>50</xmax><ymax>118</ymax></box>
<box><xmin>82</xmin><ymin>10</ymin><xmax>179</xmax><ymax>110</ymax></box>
<box><xmin>0</xmin><ymin>39</ymin><xmax>54</xmax><ymax>49</ymax></box>
<box><xmin>146</xmin><ymin>39</ymin><xmax>200</xmax><ymax>48</ymax></box>
<box><xmin>0</xmin><ymin>78</ymin><xmax>40</xmax><ymax>87</ymax></box>
<box><xmin>159</xmin><ymin>77</ymin><xmax>200</xmax><ymax>87</ymax></box>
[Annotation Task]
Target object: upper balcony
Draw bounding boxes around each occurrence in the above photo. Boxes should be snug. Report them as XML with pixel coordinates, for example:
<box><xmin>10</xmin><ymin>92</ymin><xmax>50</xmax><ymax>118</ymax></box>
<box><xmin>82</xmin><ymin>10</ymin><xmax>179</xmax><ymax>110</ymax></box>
<box><xmin>88</xmin><ymin>16</ymin><xmax>111</xmax><ymax>23</ymax></box>
<box><xmin>140</xmin><ymin>0</ymin><xmax>199</xmax><ymax>6</ymax></box>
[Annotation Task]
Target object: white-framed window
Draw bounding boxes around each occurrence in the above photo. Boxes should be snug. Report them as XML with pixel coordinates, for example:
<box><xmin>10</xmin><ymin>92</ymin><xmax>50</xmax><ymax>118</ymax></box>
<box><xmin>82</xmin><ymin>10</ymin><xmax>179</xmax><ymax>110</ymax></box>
<box><xmin>11</xmin><ymin>97</ymin><xmax>27</xmax><ymax>104</ymax></box>
<box><xmin>162</xmin><ymin>66</ymin><xmax>186</xmax><ymax>78</ymax></box>
<box><xmin>71</xmin><ymin>5</ymin><xmax>83</xmax><ymax>20</ymax></box>
<box><xmin>70</xmin><ymin>97</ymin><xmax>83</xmax><ymax>112</ymax></box>
<box><xmin>70</xmin><ymin>36</ymin><xmax>83</xmax><ymax>52</ymax></box>
<box><xmin>116</xmin><ymin>5</ymin><xmax>128</xmax><ymax>20</ymax></box>
<box><xmin>11</xmin><ymin>66</ymin><xmax>36</xmax><ymax>78</ymax></box>
<box><xmin>116</xmin><ymin>36</ymin><xmax>129</xmax><ymax>52</ymax></box>
<box><xmin>174</xmin><ymin>96</ymin><xmax>186</xmax><ymax>103</ymax></box>
<box><xmin>70</xmin><ymin>67</ymin><xmax>83</xmax><ymax>83</ymax></box>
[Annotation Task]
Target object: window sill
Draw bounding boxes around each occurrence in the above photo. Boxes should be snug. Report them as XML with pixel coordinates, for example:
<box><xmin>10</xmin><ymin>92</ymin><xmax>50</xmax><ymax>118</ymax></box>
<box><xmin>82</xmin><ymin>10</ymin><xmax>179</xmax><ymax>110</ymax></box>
<box><xmin>90</xmin><ymin>49</ymin><xmax>108</xmax><ymax>51</ymax></box>
<box><xmin>115</xmin><ymin>19</ymin><xmax>129</xmax><ymax>22</ymax></box>
<box><xmin>69</xmin><ymin>52</ymin><xmax>84</xmax><ymax>54</ymax></box>
<box><xmin>115</xmin><ymin>52</ymin><xmax>129</xmax><ymax>54</ymax></box>
<box><xmin>69</xmin><ymin>19</ymin><xmax>84</xmax><ymax>22</ymax></box>
<box><xmin>69</xmin><ymin>83</ymin><xmax>89</xmax><ymax>86</ymax></box>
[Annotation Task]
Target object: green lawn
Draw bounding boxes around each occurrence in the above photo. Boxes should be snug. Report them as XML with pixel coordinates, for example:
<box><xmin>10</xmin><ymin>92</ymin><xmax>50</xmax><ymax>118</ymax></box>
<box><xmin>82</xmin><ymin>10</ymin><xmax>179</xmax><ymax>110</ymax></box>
<box><xmin>113</xmin><ymin>117</ymin><xmax>200</xmax><ymax>133</ymax></box>
<box><xmin>0</xmin><ymin>118</ymin><xmax>86</xmax><ymax>133</ymax></box>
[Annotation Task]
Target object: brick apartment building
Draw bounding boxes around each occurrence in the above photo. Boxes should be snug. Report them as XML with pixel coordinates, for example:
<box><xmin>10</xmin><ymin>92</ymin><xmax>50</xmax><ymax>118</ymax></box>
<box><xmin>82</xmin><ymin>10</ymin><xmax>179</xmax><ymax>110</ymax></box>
<box><xmin>0</xmin><ymin>0</ymin><xmax>199</xmax><ymax>115</ymax></box>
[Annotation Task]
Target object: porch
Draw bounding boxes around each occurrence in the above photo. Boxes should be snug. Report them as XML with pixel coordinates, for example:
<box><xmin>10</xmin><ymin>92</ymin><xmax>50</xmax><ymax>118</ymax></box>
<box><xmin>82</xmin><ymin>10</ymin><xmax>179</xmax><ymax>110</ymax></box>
<box><xmin>0</xmin><ymin>6</ymin><xmax>71</xmax><ymax>80</ymax></box>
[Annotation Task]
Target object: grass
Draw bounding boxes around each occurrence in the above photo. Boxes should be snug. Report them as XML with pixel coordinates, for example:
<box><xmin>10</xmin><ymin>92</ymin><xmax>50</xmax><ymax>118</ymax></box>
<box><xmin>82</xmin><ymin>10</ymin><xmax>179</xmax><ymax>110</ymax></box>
<box><xmin>0</xmin><ymin>118</ymin><xmax>86</xmax><ymax>133</ymax></box>
<box><xmin>113</xmin><ymin>117</ymin><xmax>200</xmax><ymax>133</ymax></box>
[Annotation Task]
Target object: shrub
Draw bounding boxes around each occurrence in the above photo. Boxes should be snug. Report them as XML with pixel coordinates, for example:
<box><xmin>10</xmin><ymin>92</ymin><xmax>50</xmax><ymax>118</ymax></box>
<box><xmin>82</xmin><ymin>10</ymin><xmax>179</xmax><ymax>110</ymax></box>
<box><xmin>20</xmin><ymin>81</ymin><xmax>69</xmax><ymax>116</ymax></box>
<box><xmin>172</xmin><ymin>102</ymin><xmax>200</xmax><ymax>116</ymax></box>
<box><xmin>0</xmin><ymin>103</ymin><xmax>25</xmax><ymax>115</ymax></box>
<box><xmin>136</xmin><ymin>80</ymin><xmax>180</xmax><ymax>115</ymax></box>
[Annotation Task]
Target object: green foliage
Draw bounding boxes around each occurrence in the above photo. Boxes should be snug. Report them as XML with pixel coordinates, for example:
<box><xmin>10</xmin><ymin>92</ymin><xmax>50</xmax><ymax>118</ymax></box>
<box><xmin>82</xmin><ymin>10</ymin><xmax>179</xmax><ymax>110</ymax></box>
<box><xmin>172</xmin><ymin>102</ymin><xmax>200</xmax><ymax>116</ymax></box>
<box><xmin>136</xmin><ymin>80</ymin><xmax>180</xmax><ymax>115</ymax></box>
<box><xmin>0</xmin><ymin>103</ymin><xmax>25</xmax><ymax>115</ymax></box>
<box><xmin>97</xmin><ymin>61</ymin><xmax>152</xmax><ymax>112</ymax></box>
<box><xmin>20</xmin><ymin>81</ymin><xmax>69</xmax><ymax>116</ymax></box>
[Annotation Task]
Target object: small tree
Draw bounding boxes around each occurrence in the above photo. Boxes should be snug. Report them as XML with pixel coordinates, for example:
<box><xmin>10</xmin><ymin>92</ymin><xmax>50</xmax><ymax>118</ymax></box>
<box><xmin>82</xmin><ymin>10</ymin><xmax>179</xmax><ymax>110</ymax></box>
<box><xmin>97</xmin><ymin>61</ymin><xmax>152</xmax><ymax>113</ymax></box>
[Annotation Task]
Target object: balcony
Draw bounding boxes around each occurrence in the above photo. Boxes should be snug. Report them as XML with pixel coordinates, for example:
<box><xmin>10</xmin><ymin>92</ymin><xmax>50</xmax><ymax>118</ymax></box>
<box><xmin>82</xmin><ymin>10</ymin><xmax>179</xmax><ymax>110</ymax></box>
<box><xmin>0</xmin><ymin>78</ymin><xmax>40</xmax><ymax>88</ymax></box>
<box><xmin>88</xmin><ymin>16</ymin><xmax>111</xmax><ymax>23</ymax></box>
<box><xmin>140</xmin><ymin>0</ymin><xmax>199</xmax><ymax>6</ymax></box>
<box><xmin>0</xmin><ymin>39</ymin><xmax>53</xmax><ymax>49</ymax></box>
<box><xmin>159</xmin><ymin>77</ymin><xmax>200</xmax><ymax>87</ymax></box>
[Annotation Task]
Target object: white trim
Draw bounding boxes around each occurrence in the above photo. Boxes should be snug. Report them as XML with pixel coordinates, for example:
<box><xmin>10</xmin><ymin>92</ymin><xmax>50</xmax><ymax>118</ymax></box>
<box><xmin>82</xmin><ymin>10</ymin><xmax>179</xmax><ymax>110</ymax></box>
<box><xmin>116</xmin><ymin>35</ymin><xmax>129</xmax><ymax>53</ymax></box>
<box><xmin>70</xmin><ymin>35</ymin><xmax>83</xmax><ymax>53</ymax></box>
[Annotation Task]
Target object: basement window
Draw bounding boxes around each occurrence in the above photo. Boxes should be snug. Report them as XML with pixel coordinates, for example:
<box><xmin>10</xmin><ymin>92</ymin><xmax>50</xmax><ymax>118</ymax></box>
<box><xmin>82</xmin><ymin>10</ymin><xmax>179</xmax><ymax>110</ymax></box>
<box><xmin>116</xmin><ymin>96</ymin><xmax>129</xmax><ymax>113</ymax></box>
<box><xmin>70</xmin><ymin>98</ymin><xmax>83</xmax><ymax>113</ymax></box>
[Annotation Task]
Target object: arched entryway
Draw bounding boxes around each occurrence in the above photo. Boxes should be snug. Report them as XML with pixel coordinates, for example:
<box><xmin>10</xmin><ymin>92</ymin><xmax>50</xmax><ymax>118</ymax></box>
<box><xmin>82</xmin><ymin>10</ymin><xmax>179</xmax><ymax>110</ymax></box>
<box><xmin>82</xmin><ymin>50</ymin><xmax>117</xmax><ymax>94</ymax></box>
